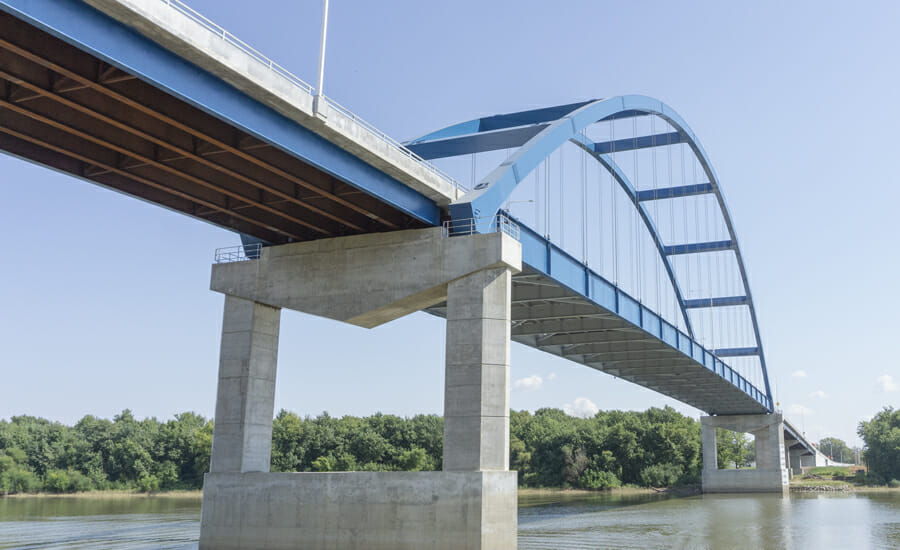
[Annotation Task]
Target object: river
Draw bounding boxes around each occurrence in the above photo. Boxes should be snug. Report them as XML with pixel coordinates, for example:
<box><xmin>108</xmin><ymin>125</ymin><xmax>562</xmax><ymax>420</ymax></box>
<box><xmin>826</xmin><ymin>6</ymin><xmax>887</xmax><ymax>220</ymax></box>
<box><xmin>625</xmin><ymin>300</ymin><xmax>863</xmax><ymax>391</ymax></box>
<box><xmin>1</xmin><ymin>490</ymin><xmax>898</xmax><ymax>549</ymax></box>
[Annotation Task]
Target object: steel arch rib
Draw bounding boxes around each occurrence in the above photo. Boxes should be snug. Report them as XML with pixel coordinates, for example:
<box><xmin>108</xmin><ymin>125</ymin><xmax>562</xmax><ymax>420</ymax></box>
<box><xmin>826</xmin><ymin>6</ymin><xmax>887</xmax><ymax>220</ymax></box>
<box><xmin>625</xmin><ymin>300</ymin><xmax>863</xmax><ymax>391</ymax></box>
<box><xmin>435</xmin><ymin>95</ymin><xmax>773</xmax><ymax>407</ymax></box>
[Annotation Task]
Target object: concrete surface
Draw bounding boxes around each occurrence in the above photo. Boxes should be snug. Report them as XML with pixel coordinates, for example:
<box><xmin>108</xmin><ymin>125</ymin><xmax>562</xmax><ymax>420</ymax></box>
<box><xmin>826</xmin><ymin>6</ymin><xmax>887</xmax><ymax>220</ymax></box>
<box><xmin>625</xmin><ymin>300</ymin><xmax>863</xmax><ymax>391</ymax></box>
<box><xmin>210</xmin><ymin>227</ymin><xmax>521</xmax><ymax>328</ymax></box>
<box><xmin>85</xmin><ymin>0</ymin><xmax>460</xmax><ymax>205</ymax></box>
<box><xmin>199</xmin><ymin>471</ymin><xmax>518</xmax><ymax>550</ymax></box>
<box><xmin>209</xmin><ymin>296</ymin><xmax>281</xmax><ymax>473</ymax></box>
<box><xmin>200</xmin><ymin>228</ymin><xmax>522</xmax><ymax>547</ymax></box>
<box><xmin>443</xmin><ymin>267</ymin><xmax>511</xmax><ymax>472</ymax></box>
<box><xmin>701</xmin><ymin>413</ymin><xmax>789</xmax><ymax>494</ymax></box>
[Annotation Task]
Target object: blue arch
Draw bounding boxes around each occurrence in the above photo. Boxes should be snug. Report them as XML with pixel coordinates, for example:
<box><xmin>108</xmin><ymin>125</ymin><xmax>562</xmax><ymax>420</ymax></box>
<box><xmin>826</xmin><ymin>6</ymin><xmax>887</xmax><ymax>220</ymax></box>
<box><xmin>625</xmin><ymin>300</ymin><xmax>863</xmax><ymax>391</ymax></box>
<box><xmin>413</xmin><ymin>95</ymin><xmax>773</xmax><ymax>405</ymax></box>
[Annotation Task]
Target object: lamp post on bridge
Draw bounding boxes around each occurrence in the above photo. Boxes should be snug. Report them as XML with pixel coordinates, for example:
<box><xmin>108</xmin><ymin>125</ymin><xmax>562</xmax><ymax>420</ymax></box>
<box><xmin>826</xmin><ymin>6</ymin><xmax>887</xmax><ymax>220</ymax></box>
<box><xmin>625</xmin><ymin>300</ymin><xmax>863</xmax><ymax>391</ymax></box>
<box><xmin>313</xmin><ymin>0</ymin><xmax>330</xmax><ymax>116</ymax></box>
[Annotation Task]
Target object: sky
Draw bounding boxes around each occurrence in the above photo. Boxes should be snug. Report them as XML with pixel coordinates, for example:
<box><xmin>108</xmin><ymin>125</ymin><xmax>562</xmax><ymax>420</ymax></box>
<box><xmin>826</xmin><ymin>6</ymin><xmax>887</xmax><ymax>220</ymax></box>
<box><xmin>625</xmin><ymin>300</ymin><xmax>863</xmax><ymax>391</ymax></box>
<box><xmin>2</xmin><ymin>0</ymin><xmax>899</xmax><ymax>448</ymax></box>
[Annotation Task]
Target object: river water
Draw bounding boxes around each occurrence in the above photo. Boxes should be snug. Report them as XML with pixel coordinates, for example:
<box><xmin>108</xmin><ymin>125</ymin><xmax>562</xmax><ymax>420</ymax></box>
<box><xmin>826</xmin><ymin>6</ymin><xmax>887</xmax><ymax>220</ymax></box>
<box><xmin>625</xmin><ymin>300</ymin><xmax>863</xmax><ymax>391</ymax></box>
<box><xmin>1</xmin><ymin>490</ymin><xmax>898</xmax><ymax>549</ymax></box>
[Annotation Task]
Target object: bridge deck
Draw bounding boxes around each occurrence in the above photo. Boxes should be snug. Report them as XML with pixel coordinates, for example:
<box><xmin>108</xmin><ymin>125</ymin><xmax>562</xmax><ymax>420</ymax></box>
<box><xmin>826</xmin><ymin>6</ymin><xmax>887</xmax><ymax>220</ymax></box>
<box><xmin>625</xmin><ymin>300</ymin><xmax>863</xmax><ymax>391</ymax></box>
<box><xmin>0</xmin><ymin>2</ymin><xmax>440</xmax><ymax>244</ymax></box>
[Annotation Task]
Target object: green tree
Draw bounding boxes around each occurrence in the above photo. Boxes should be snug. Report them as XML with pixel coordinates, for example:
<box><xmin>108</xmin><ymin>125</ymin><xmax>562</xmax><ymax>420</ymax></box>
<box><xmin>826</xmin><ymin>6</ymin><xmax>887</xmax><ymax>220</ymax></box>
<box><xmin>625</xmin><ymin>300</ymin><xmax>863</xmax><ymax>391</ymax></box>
<box><xmin>716</xmin><ymin>429</ymin><xmax>753</xmax><ymax>469</ymax></box>
<box><xmin>858</xmin><ymin>407</ymin><xmax>900</xmax><ymax>482</ymax></box>
<box><xmin>818</xmin><ymin>437</ymin><xmax>853</xmax><ymax>463</ymax></box>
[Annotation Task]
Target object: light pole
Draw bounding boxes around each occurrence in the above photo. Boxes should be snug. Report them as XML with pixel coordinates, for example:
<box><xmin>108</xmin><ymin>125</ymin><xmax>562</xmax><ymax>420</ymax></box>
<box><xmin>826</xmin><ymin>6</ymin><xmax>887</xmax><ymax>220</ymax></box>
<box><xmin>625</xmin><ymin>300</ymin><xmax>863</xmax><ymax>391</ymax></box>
<box><xmin>313</xmin><ymin>0</ymin><xmax>330</xmax><ymax>115</ymax></box>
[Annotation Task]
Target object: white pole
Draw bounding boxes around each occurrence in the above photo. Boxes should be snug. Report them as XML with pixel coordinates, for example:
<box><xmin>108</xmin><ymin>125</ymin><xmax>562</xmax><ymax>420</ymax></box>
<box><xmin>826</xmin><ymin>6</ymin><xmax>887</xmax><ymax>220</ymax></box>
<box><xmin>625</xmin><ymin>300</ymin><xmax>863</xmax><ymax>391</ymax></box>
<box><xmin>314</xmin><ymin>0</ymin><xmax>329</xmax><ymax>114</ymax></box>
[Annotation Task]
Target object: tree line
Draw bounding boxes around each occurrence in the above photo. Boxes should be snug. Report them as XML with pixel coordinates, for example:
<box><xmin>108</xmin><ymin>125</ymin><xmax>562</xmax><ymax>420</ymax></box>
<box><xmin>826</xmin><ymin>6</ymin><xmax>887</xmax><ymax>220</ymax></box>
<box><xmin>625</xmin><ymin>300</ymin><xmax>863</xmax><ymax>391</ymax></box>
<box><xmin>0</xmin><ymin>406</ymin><xmax>705</xmax><ymax>494</ymax></box>
<box><xmin>4</xmin><ymin>405</ymin><xmax>897</xmax><ymax>494</ymax></box>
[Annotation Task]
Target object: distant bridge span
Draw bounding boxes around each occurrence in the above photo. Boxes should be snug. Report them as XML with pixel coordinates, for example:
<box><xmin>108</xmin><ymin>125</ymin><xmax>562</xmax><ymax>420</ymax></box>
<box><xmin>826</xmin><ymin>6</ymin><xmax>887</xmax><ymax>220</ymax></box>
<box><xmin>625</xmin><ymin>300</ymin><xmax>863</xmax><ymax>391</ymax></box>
<box><xmin>0</xmin><ymin>0</ymin><xmax>822</xmax><ymax>548</ymax></box>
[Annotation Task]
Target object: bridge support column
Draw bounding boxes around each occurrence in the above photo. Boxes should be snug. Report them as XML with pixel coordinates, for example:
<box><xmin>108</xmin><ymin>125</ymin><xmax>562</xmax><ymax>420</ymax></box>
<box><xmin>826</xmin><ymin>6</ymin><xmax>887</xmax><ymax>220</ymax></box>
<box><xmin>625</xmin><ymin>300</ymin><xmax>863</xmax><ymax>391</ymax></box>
<box><xmin>701</xmin><ymin>413</ymin><xmax>789</xmax><ymax>494</ymax></box>
<box><xmin>788</xmin><ymin>447</ymin><xmax>805</xmax><ymax>476</ymax></box>
<box><xmin>208</xmin><ymin>296</ymin><xmax>280</xmax><ymax>474</ymax></box>
<box><xmin>199</xmin><ymin>227</ymin><xmax>520</xmax><ymax>550</ymax></box>
<box><xmin>443</xmin><ymin>267</ymin><xmax>511</xmax><ymax>472</ymax></box>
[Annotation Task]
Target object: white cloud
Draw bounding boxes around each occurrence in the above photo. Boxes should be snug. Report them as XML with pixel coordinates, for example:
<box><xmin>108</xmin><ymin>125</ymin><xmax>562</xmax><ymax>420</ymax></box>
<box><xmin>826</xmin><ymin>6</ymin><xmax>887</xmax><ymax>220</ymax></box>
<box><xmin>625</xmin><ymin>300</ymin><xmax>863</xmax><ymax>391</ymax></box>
<box><xmin>788</xmin><ymin>404</ymin><xmax>814</xmax><ymax>416</ymax></box>
<box><xmin>808</xmin><ymin>390</ymin><xmax>828</xmax><ymax>399</ymax></box>
<box><xmin>547</xmin><ymin>372</ymin><xmax>557</xmax><ymax>381</ymax></box>
<box><xmin>564</xmin><ymin>397</ymin><xmax>599</xmax><ymax>418</ymax></box>
<box><xmin>791</xmin><ymin>370</ymin><xmax>808</xmax><ymax>379</ymax></box>
<box><xmin>513</xmin><ymin>375</ymin><xmax>543</xmax><ymax>391</ymax></box>
<box><xmin>877</xmin><ymin>374</ymin><xmax>898</xmax><ymax>393</ymax></box>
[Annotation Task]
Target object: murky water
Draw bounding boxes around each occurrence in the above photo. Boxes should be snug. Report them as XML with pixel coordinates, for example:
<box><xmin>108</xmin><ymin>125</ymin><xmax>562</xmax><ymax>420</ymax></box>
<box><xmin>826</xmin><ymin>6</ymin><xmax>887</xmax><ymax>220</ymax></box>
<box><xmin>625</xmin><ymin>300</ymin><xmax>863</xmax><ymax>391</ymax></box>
<box><xmin>1</xmin><ymin>491</ymin><xmax>898</xmax><ymax>549</ymax></box>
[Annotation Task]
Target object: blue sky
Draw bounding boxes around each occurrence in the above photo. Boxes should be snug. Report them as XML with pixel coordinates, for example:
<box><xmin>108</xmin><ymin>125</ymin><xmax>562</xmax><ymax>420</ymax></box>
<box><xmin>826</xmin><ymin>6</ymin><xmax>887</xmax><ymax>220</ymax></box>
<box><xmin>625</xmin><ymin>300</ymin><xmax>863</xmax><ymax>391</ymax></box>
<box><xmin>2</xmin><ymin>0</ymin><xmax>898</xmax><ymax>448</ymax></box>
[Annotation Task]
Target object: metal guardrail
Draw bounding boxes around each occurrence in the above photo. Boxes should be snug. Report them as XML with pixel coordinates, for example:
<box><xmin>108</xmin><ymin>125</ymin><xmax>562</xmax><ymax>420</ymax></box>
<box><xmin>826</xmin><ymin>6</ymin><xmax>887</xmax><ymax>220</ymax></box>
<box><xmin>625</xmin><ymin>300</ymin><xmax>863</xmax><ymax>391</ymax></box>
<box><xmin>322</xmin><ymin>96</ymin><xmax>467</xmax><ymax>195</ymax></box>
<box><xmin>162</xmin><ymin>0</ymin><xmax>314</xmax><ymax>94</ymax></box>
<box><xmin>214</xmin><ymin>243</ymin><xmax>261</xmax><ymax>263</ymax></box>
<box><xmin>442</xmin><ymin>214</ymin><xmax>520</xmax><ymax>240</ymax></box>
<box><xmin>159</xmin><ymin>0</ymin><xmax>465</xmax><ymax>197</ymax></box>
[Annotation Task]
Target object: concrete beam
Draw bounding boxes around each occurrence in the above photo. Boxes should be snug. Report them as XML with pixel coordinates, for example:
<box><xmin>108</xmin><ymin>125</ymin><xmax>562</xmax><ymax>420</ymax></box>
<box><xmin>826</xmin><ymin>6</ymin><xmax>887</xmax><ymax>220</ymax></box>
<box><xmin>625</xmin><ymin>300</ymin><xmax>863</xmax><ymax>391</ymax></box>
<box><xmin>211</xmin><ymin>228</ymin><xmax>521</xmax><ymax>328</ymax></box>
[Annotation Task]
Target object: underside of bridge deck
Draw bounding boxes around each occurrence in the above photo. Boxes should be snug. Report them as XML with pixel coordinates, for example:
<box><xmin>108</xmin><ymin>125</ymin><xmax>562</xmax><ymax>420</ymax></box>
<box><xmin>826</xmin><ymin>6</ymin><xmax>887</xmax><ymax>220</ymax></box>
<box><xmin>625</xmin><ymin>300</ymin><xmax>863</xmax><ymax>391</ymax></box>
<box><xmin>0</xmin><ymin>10</ymin><xmax>426</xmax><ymax>244</ymax></box>
<box><xmin>428</xmin><ymin>268</ymin><xmax>768</xmax><ymax>416</ymax></box>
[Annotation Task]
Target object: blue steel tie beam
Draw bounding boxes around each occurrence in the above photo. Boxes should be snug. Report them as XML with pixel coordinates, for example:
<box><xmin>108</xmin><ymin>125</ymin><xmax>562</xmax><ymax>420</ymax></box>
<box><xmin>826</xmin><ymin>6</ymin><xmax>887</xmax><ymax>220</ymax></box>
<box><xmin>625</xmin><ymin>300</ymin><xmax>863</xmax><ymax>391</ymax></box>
<box><xmin>409</xmin><ymin>95</ymin><xmax>773</xmax><ymax>410</ymax></box>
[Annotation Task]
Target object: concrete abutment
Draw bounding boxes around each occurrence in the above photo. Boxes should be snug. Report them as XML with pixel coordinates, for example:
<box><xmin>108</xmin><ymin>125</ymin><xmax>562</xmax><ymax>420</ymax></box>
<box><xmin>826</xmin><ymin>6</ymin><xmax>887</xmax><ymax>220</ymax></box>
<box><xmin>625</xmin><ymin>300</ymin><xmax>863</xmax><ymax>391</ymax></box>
<box><xmin>200</xmin><ymin>228</ymin><xmax>521</xmax><ymax>550</ymax></box>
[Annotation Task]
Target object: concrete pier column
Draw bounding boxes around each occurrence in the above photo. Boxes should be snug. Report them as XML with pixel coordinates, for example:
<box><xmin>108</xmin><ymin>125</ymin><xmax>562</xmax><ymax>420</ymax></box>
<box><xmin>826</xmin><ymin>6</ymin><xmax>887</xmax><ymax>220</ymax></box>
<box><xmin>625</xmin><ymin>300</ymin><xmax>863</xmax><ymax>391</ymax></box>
<box><xmin>443</xmin><ymin>267</ymin><xmax>511</xmax><ymax>472</ymax></box>
<box><xmin>209</xmin><ymin>295</ymin><xmax>281</xmax><ymax>473</ymax></box>
<box><xmin>702</xmin><ymin>418</ymin><xmax>718</xmax><ymax>470</ymax></box>
<box><xmin>701</xmin><ymin>413</ymin><xmax>788</xmax><ymax>494</ymax></box>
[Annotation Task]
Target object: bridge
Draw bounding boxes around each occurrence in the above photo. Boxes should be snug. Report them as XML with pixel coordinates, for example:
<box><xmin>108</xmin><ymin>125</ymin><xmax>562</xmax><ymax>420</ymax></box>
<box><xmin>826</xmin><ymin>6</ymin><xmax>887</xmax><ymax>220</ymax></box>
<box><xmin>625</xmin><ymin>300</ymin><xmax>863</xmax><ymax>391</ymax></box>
<box><xmin>0</xmin><ymin>0</ymin><xmax>823</xmax><ymax>548</ymax></box>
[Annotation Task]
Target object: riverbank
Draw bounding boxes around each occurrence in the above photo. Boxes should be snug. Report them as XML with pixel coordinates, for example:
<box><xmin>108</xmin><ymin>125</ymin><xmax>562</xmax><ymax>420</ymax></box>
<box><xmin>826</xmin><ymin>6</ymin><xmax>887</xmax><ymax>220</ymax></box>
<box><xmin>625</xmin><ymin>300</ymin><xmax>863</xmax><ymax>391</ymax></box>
<box><xmin>7</xmin><ymin>486</ymin><xmax>696</xmax><ymax>500</ymax></box>
<box><xmin>1</xmin><ymin>489</ymin><xmax>202</xmax><ymax>499</ymax></box>
<box><xmin>518</xmin><ymin>485</ymin><xmax>701</xmax><ymax>497</ymax></box>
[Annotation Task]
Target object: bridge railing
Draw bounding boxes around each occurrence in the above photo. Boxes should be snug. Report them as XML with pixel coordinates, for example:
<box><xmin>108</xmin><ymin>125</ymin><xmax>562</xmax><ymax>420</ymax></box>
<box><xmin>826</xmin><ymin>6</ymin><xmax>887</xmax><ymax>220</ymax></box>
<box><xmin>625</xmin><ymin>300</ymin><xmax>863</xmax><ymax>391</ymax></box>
<box><xmin>161</xmin><ymin>0</ymin><xmax>314</xmax><ymax>94</ymax></box>
<box><xmin>159</xmin><ymin>0</ymin><xmax>465</xmax><ymax>197</ymax></box>
<box><xmin>442</xmin><ymin>214</ymin><xmax>519</xmax><ymax>240</ymax></box>
<box><xmin>321</xmin><ymin>96</ymin><xmax>467</xmax><ymax>196</ymax></box>
<box><xmin>214</xmin><ymin>243</ymin><xmax>261</xmax><ymax>263</ymax></box>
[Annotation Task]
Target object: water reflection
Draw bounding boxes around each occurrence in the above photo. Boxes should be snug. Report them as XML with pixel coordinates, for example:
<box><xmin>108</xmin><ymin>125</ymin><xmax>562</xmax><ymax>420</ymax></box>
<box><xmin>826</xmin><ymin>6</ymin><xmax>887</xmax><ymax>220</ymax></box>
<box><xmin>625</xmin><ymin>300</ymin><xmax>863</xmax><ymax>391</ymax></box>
<box><xmin>1</xmin><ymin>491</ymin><xmax>899</xmax><ymax>549</ymax></box>
<box><xmin>518</xmin><ymin>491</ymin><xmax>900</xmax><ymax>550</ymax></box>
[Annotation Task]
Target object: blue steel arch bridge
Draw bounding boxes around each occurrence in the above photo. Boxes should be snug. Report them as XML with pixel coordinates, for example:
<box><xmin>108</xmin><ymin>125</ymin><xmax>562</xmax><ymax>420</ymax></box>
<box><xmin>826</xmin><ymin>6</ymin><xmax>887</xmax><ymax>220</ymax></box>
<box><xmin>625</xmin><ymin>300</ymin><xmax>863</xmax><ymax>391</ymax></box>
<box><xmin>0</xmin><ymin>0</ymin><xmax>815</xmax><ymax>450</ymax></box>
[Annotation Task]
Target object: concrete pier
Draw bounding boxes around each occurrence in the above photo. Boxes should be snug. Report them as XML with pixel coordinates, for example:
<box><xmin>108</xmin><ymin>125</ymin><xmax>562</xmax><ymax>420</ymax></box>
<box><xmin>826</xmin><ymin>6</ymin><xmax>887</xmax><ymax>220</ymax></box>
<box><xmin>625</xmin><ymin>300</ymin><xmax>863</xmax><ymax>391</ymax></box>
<box><xmin>443</xmin><ymin>268</ymin><xmax>511</xmax><ymax>472</ymax></box>
<box><xmin>209</xmin><ymin>296</ymin><xmax>280</xmax><ymax>474</ymax></box>
<box><xmin>701</xmin><ymin>413</ymin><xmax>789</xmax><ymax>494</ymax></box>
<box><xmin>200</xmin><ymin>228</ymin><xmax>520</xmax><ymax>550</ymax></box>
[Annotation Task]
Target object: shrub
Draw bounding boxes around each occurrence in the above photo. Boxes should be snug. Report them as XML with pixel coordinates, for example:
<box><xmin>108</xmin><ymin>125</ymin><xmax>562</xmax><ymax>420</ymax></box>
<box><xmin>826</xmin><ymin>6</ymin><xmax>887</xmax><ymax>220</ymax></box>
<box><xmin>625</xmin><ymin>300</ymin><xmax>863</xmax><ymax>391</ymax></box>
<box><xmin>640</xmin><ymin>463</ymin><xmax>683</xmax><ymax>487</ymax></box>
<box><xmin>3</xmin><ymin>468</ymin><xmax>41</xmax><ymax>494</ymax></box>
<box><xmin>888</xmin><ymin>479</ymin><xmax>900</xmax><ymax>489</ymax></box>
<box><xmin>579</xmin><ymin>469</ymin><xmax>621</xmax><ymax>490</ymax></box>
<box><xmin>311</xmin><ymin>455</ymin><xmax>335</xmax><ymax>472</ymax></box>
<box><xmin>43</xmin><ymin>470</ymin><xmax>71</xmax><ymax>493</ymax></box>
<box><xmin>67</xmin><ymin>470</ymin><xmax>93</xmax><ymax>493</ymax></box>
<box><xmin>137</xmin><ymin>474</ymin><xmax>160</xmax><ymax>493</ymax></box>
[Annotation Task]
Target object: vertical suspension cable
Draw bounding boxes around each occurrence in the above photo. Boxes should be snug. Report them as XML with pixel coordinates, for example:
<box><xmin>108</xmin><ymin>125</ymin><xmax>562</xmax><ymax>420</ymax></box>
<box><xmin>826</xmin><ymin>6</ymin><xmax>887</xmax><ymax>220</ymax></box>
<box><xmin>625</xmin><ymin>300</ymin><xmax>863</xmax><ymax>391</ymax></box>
<box><xmin>632</xmin><ymin>116</ymin><xmax>641</xmax><ymax>302</ymax></box>
<box><xmin>533</xmin><ymin>150</ymin><xmax>538</xmax><ymax>228</ymax></box>
<box><xmin>652</xmin><ymin>117</ymin><xmax>660</xmax><ymax>312</ymax></box>
<box><xmin>681</xmin><ymin>143</ymin><xmax>691</xmax><ymax>333</ymax></box>
<box><xmin>582</xmin><ymin>129</ymin><xmax>588</xmax><ymax>263</ymax></box>
<box><xmin>612</xmin><ymin>121</ymin><xmax>619</xmax><ymax>285</ymax></box>
<box><xmin>597</xmin><ymin>140</ymin><xmax>604</xmax><ymax>278</ymax></box>
<box><xmin>560</xmin><ymin>147</ymin><xmax>565</xmax><ymax>247</ymax></box>
<box><xmin>668</xmin><ymin>130</ymin><xmax>676</xmax><ymax>325</ymax></box>
<box><xmin>544</xmin><ymin>159</ymin><xmax>550</xmax><ymax>239</ymax></box>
